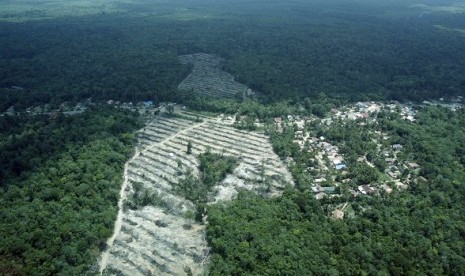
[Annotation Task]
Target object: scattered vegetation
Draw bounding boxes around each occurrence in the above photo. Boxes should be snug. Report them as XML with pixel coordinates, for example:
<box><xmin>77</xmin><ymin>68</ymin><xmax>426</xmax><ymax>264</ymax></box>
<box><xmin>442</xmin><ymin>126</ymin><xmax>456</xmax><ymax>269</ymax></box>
<box><xmin>173</xmin><ymin>151</ymin><xmax>238</xmax><ymax>206</ymax></box>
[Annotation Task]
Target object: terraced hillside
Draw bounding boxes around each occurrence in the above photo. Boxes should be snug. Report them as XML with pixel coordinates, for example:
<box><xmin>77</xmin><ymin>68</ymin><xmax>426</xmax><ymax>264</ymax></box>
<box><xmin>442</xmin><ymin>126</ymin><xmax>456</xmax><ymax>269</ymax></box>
<box><xmin>99</xmin><ymin>112</ymin><xmax>293</xmax><ymax>275</ymax></box>
<box><xmin>178</xmin><ymin>53</ymin><xmax>250</xmax><ymax>98</ymax></box>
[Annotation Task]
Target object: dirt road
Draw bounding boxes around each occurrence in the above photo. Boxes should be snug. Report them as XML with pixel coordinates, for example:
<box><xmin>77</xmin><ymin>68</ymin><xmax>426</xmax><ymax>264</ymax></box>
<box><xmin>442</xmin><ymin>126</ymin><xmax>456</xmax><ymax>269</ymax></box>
<box><xmin>98</xmin><ymin>118</ymin><xmax>209</xmax><ymax>274</ymax></box>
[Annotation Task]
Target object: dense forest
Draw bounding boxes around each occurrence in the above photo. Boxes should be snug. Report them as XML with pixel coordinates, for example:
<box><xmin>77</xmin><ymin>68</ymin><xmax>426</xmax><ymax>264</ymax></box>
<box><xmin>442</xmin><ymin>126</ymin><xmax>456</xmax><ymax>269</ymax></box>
<box><xmin>0</xmin><ymin>107</ymin><xmax>142</xmax><ymax>274</ymax></box>
<box><xmin>1</xmin><ymin>0</ymin><xmax>465</xmax><ymax>112</ymax></box>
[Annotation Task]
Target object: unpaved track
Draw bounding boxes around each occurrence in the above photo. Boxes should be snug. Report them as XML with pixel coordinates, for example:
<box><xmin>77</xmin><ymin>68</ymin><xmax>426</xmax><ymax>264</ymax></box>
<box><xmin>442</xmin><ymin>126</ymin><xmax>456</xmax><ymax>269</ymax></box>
<box><xmin>98</xmin><ymin>119</ymin><xmax>209</xmax><ymax>275</ymax></box>
<box><xmin>98</xmin><ymin>114</ymin><xmax>293</xmax><ymax>275</ymax></box>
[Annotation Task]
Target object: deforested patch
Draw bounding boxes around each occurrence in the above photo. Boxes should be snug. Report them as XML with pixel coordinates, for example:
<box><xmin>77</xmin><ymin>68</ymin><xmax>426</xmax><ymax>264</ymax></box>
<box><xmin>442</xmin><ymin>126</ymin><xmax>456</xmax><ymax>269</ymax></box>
<box><xmin>178</xmin><ymin>53</ymin><xmax>253</xmax><ymax>98</ymax></box>
<box><xmin>99</xmin><ymin>113</ymin><xmax>293</xmax><ymax>275</ymax></box>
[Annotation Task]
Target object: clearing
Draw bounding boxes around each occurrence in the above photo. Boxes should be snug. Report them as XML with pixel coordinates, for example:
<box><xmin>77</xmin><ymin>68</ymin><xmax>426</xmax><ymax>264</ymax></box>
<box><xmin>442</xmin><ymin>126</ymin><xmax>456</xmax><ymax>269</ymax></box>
<box><xmin>178</xmin><ymin>53</ymin><xmax>251</xmax><ymax>98</ymax></box>
<box><xmin>99</xmin><ymin>111</ymin><xmax>293</xmax><ymax>275</ymax></box>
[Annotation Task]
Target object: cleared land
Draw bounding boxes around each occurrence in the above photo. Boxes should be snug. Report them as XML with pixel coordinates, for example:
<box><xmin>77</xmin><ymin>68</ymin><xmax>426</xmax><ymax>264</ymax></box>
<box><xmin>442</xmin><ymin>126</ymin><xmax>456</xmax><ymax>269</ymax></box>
<box><xmin>99</xmin><ymin>112</ymin><xmax>293</xmax><ymax>275</ymax></box>
<box><xmin>178</xmin><ymin>53</ymin><xmax>249</xmax><ymax>98</ymax></box>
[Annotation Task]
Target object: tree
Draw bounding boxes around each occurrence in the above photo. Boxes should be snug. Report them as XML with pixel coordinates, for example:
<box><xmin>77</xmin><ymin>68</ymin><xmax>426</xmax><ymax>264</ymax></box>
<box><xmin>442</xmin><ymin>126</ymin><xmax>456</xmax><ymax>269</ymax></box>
<box><xmin>166</xmin><ymin>104</ymin><xmax>174</xmax><ymax>115</ymax></box>
<box><xmin>187</xmin><ymin>140</ymin><xmax>192</xmax><ymax>154</ymax></box>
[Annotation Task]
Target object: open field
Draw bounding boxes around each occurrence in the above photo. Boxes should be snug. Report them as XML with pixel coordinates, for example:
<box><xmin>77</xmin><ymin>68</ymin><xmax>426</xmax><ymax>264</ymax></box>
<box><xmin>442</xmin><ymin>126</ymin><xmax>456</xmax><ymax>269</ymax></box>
<box><xmin>99</xmin><ymin>111</ymin><xmax>293</xmax><ymax>275</ymax></box>
<box><xmin>178</xmin><ymin>53</ymin><xmax>250</xmax><ymax>98</ymax></box>
<box><xmin>0</xmin><ymin>0</ymin><xmax>127</xmax><ymax>21</ymax></box>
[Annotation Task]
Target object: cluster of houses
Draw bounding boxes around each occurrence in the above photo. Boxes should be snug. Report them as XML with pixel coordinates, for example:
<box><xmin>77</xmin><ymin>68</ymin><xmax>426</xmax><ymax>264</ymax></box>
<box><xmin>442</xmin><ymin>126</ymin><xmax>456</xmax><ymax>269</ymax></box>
<box><xmin>107</xmin><ymin>99</ymin><xmax>161</xmax><ymax>115</ymax></box>
<box><xmin>273</xmin><ymin>114</ymin><xmax>309</xmax><ymax>133</ymax></box>
<box><xmin>2</xmin><ymin>98</ymin><xmax>165</xmax><ymax>118</ymax></box>
<box><xmin>422</xmin><ymin>96</ymin><xmax>463</xmax><ymax>111</ymax></box>
<box><xmin>2</xmin><ymin>100</ymin><xmax>90</xmax><ymax>117</ymax></box>
<box><xmin>283</xmin><ymin>101</ymin><xmax>434</xmax><ymax>206</ymax></box>
<box><xmin>330</xmin><ymin>102</ymin><xmax>381</xmax><ymax>122</ymax></box>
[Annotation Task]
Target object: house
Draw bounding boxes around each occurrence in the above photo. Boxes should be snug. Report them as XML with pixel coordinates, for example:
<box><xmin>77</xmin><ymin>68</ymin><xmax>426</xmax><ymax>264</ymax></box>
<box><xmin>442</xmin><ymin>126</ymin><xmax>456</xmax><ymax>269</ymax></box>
<box><xmin>392</xmin><ymin>144</ymin><xmax>403</xmax><ymax>150</ymax></box>
<box><xmin>332</xmin><ymin>209</ymin><xmax>344</xmax><ymax>220</ymax></box>
<box><xmin>358</xmin><ymin>185</ymin><xmax>376</xmax><ymax>195</ymax></box>
<box><xmin>333</xmin><ymin>159</ymin><xmax>342</xmax><ymax>166</ymax></box>
<box><xmin>356</xmin><ymin>102</ymin><xmax>368</xmax><ymax>109</ymax></box>
<box><xmin>320</xmin><ymin>187</ymin><xmax>336</xmax><ymax>194</ymax></box>
<box><xmin>315</xmin><ymin>192</ymin><xmax>326</xmax><ymax>200</ymax></box>
<box><xmin>335</xmin><ymin>164</ymin><xmax>347</xmax><ymax>170</ymax></box>
<box><xmin>144</xmin><ymin>101</ymin><xmax>154</xmax><ymax>107</ymax></box>
<box><xmin>381</xmin><ymin>184</ymin><xmax>393</xmax><ymax>194</ymax></box>
<box><xmin>408</xmin><ymin>162</ymin><xmax>419</xmax><ymax>169</ymax></box>
<box><xmin>387</xmin><ymin>171</ymin><xmax>398</xmax><ymax>179</ymax></box>
<box><xmin>274</xmin><ymin>117</ymin><xmax>282</xmax><ymax>124</ymax></box>
<box><xmin>385</xmin><ymin>158</ymin><xmax>395</xmax><ymax>164</ymax></box>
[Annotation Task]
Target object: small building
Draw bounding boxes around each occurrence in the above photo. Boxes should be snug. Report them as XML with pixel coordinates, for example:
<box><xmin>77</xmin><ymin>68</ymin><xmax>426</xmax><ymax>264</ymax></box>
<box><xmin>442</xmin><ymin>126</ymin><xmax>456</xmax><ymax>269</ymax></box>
<box><xmin>392</xmin><ymin>144</ymin><xmax>403</xmax><ymax>150</ymax></box>
<box><xmin>332</xmin><ymin>209</ymin><xmax>344</xmax><ymax>220</ymax></box>
<box><xmin>335</xmin><ymin>164</ymin><xmax>347</xmax><ymax>170</ymax></box>
<box><xmin>315</xmin><ymin>192</ymin><xmax>326</xmax><ymax>200</ymax></box>
<box><xmin>274</xmin><ymin>117</ymin><xmax>282</xmax><ymax>124</ymax></box>
<box><xmin>381</xmin><ymin>184</ymin><xmax>393</xmax><ymax>194</ymax></box>
<box><xmin>358</xmin><ymin>185</ymin><xmax>376</xmax><ymax>195</ymax></box>
<box><xmin>333</xmin><ymin>159</ymin><xmax>342</xmax><ymax>166</ymax></box>
<box><xmin>320</xmin><ymin>187</ymin><xmax>336</xmax><ymax>194</ymax></box>
<box><xmin>387</xmin><ymin>171</ymin><xmax>398</xmax><ymax>179</ymax></box>
<box><xmin>408</xmin><ymin>162</ymin><xmax>419</xmax><ymax>169</ymax></box>
<box><xmin>144</xmin><ymin>101</ymin><xmax>154</xmax><ymax>107</ymax></box>
<box><xmin>385</xmin><ymin>158</ymin><xmax>395</xmax><ymax>164</ymax></box>
<box><xmin>356</xmin><ymin>102</ymin><xmax>368</xmax><ymax>109</ymax></box>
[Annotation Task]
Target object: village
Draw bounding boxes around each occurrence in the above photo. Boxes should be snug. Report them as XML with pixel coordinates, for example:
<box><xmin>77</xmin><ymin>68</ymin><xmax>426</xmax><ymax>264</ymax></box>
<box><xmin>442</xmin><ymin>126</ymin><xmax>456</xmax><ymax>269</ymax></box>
<box><xmin>2</xmin><ymin>96</ymin><xmax>463</xmax><ymax>215</ymax></box>
<box><xmin>269</xmin><ymin>98</ymin><xmax>463</xmax><ymax>219</ymax></box>
<box><xmin>0</xmin><ymin>98</ymin><xmax>174</xmax><ymax>119</ymax></box>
